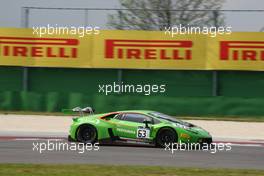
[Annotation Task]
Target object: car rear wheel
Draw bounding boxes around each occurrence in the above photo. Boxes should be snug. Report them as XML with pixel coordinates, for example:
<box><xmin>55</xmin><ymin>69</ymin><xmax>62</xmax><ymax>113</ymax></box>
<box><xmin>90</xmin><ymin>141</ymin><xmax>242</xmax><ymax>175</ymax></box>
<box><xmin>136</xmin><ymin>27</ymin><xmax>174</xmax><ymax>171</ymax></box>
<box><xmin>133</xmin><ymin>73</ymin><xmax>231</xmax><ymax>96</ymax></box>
<box><xmin>76</xmin><ymin>125</ymin><xmax>97</xmax><ymax>143</ymax></box>
<box><xmin>156</xmin><ymin>128</ymin><xmax>177</xmax><ymax>147</ymax></box>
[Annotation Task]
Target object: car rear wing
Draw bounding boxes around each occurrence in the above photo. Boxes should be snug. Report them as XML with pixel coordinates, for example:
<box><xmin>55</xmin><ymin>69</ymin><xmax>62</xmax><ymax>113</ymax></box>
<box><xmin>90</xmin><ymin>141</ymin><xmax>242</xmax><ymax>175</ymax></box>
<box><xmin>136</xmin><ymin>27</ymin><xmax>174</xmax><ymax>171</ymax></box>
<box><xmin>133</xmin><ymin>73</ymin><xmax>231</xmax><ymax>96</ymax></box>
<box><xmin>62</xmin><ymin>107</ymin><xmax>95</xmax><ymax>116</ymax></box>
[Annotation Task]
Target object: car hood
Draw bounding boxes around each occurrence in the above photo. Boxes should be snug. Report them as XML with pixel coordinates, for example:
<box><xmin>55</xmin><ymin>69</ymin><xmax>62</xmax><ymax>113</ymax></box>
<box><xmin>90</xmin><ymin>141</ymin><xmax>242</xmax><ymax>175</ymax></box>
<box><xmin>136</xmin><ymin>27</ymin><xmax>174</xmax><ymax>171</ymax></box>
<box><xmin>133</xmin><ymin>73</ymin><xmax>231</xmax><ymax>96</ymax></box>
<box><xmin>167</xmin><ymin>121</ymin><xmax>210</xmax><ymax>136</ymax></box>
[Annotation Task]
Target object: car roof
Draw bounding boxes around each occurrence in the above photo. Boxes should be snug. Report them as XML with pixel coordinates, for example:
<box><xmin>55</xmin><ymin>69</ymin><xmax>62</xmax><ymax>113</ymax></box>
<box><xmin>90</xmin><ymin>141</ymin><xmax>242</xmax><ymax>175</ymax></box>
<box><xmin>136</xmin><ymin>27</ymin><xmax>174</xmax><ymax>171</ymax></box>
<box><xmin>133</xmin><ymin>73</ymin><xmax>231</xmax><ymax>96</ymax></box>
<box><xmin>115</xmin><ymin>110</ymin><xmax>155</xmax><ymax>114</ymax></box>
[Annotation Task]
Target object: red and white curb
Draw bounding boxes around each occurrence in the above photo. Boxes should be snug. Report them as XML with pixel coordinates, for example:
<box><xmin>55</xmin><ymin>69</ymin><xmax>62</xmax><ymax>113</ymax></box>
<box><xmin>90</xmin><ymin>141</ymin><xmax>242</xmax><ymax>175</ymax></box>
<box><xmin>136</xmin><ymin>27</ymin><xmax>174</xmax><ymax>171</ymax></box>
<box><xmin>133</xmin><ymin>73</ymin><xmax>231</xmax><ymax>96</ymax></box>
<box><xmin>214</xmin><ymin>140</ymin><xmax>264</xmax><ymax>147</ymax></box>
<box><xmin>0</xmin><ymin>136</ymin><xmax>66</xmax><ymax>141</ymax></box>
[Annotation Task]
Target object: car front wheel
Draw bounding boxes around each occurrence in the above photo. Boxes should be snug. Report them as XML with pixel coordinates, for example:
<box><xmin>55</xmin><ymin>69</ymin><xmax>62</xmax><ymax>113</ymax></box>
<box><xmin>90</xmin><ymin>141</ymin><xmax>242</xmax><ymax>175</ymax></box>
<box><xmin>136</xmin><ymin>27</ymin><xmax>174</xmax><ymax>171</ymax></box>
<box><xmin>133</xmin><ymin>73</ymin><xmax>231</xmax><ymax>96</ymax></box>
<box><xmin>155</xmin><ymin>128</ymin><xmax>177</xmax><ymax>147</ymax></box>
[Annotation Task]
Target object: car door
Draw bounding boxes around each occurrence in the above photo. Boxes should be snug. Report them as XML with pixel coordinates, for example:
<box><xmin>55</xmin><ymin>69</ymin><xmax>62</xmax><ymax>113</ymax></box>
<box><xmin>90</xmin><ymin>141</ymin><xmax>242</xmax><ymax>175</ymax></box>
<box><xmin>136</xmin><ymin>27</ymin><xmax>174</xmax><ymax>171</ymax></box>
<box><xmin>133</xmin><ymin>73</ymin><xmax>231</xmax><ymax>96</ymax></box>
<box><xmin>113</xmin><ymin>113</ymin><xmax>152</xmax><ymax>139</ymax></box>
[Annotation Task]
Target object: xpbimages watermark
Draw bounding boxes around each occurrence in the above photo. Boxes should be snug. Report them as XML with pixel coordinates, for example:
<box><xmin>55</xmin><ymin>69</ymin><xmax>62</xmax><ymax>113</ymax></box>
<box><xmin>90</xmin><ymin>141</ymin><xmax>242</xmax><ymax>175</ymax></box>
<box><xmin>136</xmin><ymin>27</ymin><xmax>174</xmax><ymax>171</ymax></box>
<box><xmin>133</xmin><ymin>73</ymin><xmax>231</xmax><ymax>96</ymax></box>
<box><xmin>164</xmin><ymin>24</ymin><xmax>232</xmax><ymax>37</ymax></box>
<box><xmin>164</xmin><ymin>142</ymin><xmax>232</xmax><ymax>154</ymax></box>
<box><xmin>98</xmin><ymin>82</ymin><xmax>166</xmax><ymax>95</ymax></box>
<box><xmin>32</xmin><ymin>140</ymin><xmax>99</xmax><ymax>154</ymax></box>
<box><xmin>32</xmin><ymin>24</ymin><xmax>100</xmax><ymax>37</ymax></box>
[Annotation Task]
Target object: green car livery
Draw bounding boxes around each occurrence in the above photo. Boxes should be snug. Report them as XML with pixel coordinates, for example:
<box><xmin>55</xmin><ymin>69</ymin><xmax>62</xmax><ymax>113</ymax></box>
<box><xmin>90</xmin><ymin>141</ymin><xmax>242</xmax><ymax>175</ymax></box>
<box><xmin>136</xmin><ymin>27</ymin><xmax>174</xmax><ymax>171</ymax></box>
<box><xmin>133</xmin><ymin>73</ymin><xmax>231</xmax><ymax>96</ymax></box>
<box><xmin>68</xmin><ymin>108</ymin><xmax>212</xmax><ymax>147</ymax></box>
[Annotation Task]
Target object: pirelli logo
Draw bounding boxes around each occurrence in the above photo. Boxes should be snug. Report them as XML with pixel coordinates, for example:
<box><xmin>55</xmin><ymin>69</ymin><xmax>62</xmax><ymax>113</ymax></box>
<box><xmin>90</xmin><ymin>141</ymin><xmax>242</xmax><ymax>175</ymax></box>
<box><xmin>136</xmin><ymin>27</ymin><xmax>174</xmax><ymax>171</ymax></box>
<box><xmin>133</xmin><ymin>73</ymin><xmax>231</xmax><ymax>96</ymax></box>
<box><xmin>105</xmin><ymin>39</ymin><xmax>193</xmax><ymax>60</ymax></box>
<box><xmin>220</xmin><ymin>41</ymin><xmax>264</xmax><ymax>61</ymax></box>
<box><xmin>0</xmin><ymin>37</ymin><xmax>79</xmax><ymax>58</ymax></box>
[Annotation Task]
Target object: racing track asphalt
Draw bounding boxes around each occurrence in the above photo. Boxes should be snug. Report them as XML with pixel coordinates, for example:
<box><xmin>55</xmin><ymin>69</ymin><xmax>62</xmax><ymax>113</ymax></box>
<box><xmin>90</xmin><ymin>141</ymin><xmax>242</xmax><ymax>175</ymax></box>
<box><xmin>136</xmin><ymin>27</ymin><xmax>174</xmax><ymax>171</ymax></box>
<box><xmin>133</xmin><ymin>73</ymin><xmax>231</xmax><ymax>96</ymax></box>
<box><xmin>0</xmin><ymin>139</ymin><xmax>264</xmax><ymax>170</ymax></box>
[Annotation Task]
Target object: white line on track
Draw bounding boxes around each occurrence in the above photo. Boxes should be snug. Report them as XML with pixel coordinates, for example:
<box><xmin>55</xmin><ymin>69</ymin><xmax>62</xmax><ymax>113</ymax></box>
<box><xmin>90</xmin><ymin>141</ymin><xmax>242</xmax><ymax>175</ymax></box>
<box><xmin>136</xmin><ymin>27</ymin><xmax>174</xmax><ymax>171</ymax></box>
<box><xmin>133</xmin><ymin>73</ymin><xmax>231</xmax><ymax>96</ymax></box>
<box><xmin>14</xmin><ymin>138</ymin><xmax>41</xmax><ymax>141</ymax></box>
<box><xmin>230</xmin><ymin>143</ymin><xmax>263</xmax><ymax>147</ymax></box>
<box><xmin>14</xmin><ymin>138</ymin><xmax>64</xmax><ymax>141</ymax></box>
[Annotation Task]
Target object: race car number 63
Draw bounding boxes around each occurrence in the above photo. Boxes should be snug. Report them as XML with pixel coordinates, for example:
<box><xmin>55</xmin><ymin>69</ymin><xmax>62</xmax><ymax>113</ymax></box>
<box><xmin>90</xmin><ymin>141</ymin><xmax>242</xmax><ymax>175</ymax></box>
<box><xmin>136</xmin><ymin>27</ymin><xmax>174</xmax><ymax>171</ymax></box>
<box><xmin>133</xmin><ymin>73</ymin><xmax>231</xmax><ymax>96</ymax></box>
<box><xmin>137</xmin><ymin>128</ymin><xmax>150</xmax><ymax>138</ymax></box>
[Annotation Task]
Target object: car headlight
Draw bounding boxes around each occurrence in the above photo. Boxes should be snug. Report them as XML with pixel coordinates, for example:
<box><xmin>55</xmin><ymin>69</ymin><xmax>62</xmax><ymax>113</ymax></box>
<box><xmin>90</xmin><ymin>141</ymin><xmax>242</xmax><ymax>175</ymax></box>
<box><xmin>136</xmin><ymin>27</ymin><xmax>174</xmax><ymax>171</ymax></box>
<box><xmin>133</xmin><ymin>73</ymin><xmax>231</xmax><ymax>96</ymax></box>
<box><xmin>173</xmin><ymin>123</ymin><xmax>190</xmax><ymax>129</ymax></box>
<box><xmin>181</xmin><ymin>125</ymin><xmax>190</xmax><ymax>130</ymax></box>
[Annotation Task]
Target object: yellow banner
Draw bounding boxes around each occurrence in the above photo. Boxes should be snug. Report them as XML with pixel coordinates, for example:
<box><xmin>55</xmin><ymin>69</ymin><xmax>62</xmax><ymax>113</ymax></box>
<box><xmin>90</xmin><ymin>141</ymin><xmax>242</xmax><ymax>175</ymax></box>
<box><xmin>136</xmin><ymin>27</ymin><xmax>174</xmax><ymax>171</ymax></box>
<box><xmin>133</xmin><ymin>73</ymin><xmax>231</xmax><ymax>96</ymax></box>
<box><xmin>93</xmin><ymin>30</ymin><xmax>207</xmax><ymax>70</ymax></box>
<box><xmin>0</xmin><ymin>28</ymin><xmax>263</xmax><ymax>71</ymax></box>
<box><xmin>207</xmin><ymin>33</ymin><xmax>264</xmax><ymax>71</ymax></box>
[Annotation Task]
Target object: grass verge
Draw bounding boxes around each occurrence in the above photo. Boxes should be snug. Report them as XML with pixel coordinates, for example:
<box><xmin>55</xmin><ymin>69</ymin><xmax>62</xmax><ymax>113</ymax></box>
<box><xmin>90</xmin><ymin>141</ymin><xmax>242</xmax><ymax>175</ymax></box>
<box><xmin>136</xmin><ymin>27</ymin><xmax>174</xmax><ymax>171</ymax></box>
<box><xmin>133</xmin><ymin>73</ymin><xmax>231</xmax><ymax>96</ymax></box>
<box><xmin>0</xmin><ymin>164</ymin><xmax>263</xmax><ymax>176</ymax></box>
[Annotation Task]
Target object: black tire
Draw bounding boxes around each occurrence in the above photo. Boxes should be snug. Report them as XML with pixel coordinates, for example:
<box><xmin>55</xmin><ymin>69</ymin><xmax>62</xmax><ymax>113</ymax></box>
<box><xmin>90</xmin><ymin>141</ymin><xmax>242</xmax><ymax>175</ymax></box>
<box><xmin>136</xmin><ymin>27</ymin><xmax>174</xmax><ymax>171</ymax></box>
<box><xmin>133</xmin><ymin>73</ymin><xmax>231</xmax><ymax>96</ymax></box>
<box><xmin>76</xmin><ymin>124</ymin><xmax>97</xmax><ymax>144</ymax></box>
<box><xmin>155</xmin><ymin>128</ymin><xmax>177</xmax><ymax>147</ymax></box>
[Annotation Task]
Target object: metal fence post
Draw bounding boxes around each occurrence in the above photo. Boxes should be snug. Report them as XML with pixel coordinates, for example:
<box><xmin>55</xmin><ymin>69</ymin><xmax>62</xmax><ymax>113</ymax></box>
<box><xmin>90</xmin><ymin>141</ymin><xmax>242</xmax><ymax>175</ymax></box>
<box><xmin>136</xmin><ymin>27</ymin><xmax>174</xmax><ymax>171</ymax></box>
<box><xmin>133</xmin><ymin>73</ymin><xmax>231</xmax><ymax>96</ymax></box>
<box><xmin>117</xmin><ymin>10</ymin><xmax>123</xmax><ymax>90</ymax></box>
<box><xmin>212</xmin><ymin>11</ymin><xmax>219</xmax><ymax>96</ymax></box>
<box><xmin>21</xmin><ymin>7</ymin><xmax>30</xmax><ymax>91</ymax></box>
<box><xmin>84</xmin><ymin>9</ymin><xmax>88</xmax><ymax>26</ymax></box>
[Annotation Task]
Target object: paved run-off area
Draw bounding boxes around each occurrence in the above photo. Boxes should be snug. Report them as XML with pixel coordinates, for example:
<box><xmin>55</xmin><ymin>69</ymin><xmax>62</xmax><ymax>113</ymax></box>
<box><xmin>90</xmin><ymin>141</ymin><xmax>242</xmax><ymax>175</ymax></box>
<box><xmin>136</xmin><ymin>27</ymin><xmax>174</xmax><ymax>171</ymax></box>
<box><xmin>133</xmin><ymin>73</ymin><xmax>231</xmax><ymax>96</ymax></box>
<box><xmin>0</xmin><ymin>114</ymin><xmax>264</xmax><ymax>141</ymax></box>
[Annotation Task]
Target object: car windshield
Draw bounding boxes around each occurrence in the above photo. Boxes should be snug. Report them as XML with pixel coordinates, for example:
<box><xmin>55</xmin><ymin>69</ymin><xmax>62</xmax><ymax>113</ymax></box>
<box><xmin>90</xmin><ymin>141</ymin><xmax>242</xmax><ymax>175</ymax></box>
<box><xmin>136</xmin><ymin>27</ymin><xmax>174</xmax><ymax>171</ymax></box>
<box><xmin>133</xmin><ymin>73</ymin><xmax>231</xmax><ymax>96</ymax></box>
<box><xmin>148</xmin><ymin>112</ymin><xmax>193</xmax><ymax>127</ymax></box>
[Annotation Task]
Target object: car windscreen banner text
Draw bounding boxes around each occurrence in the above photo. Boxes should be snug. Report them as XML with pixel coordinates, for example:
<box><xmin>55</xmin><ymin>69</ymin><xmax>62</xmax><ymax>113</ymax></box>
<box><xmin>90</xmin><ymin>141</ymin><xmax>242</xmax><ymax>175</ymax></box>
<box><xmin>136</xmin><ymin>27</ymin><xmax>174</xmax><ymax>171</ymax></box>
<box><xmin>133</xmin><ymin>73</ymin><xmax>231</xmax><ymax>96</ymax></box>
<box><xmin>0</xmin><ymin>28</ymin><xmax>264</xmax><ymax>71</ymax></box>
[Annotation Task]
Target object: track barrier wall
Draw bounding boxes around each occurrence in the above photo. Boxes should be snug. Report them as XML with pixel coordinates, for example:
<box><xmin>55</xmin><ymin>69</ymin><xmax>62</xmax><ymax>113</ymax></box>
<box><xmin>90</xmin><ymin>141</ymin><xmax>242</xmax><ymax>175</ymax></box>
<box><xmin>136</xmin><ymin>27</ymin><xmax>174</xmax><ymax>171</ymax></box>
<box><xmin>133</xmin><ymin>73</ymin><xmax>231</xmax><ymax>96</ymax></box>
<box><xmin>1</xmin><ymin>67</ymin><xmax>264</xmax><ymax>117</ymax></box>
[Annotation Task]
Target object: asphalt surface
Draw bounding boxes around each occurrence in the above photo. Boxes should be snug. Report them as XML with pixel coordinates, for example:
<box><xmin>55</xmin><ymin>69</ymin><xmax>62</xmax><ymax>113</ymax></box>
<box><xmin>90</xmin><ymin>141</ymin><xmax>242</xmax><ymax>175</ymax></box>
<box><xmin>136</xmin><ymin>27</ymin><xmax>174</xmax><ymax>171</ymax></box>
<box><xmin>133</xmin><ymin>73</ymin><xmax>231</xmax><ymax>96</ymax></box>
<box><xmin>0</xmin><ymin>140</ymin><xmax>263</xmax><ymax>169</ymax></box>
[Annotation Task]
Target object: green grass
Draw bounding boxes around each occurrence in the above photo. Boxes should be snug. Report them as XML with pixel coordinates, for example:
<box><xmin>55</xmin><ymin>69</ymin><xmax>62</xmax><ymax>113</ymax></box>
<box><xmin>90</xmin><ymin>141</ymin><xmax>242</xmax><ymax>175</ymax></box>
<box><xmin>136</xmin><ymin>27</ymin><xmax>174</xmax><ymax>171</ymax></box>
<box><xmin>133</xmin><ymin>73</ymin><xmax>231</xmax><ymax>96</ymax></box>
<box><xmin>0</xmin><ymin>164</ymin><xmax>263</xmax><ymax>176</ymax></box>
<box><xmin>1</xmin><ymin>111</ymin><xmax>264</xmax><ymax>122</ymax></box>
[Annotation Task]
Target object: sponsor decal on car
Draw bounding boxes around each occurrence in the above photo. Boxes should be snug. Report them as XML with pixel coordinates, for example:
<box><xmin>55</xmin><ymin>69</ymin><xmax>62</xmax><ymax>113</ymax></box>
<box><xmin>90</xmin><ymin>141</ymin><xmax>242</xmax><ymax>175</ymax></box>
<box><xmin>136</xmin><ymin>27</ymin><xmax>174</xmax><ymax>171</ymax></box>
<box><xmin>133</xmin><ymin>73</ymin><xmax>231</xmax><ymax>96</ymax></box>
<box><xmin>180</xmin><ymin>133</ymin><xmax>191</xmax><ymax>139</ymax></box>
<box><xmin>117</xmin><ymin>128</ymin><xmax>136</xmax><ymax>134</ymax></box>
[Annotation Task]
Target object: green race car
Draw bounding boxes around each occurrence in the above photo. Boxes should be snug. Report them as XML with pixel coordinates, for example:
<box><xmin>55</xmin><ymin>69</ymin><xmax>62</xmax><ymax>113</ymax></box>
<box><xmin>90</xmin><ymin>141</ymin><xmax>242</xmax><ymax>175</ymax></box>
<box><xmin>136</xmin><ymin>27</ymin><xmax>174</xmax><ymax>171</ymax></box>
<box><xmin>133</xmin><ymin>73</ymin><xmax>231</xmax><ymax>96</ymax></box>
<box><xmin>67</xmin><ymin>107</ymin><xmax>212</xmax><ymax>147</ymax></box>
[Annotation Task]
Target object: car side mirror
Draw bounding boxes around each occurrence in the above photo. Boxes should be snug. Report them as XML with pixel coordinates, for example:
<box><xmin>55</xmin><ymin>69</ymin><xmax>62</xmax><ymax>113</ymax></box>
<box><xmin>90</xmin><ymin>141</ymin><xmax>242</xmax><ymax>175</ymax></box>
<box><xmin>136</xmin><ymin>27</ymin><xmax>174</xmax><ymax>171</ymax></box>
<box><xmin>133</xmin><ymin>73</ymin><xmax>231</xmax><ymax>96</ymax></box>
<box><xmin>143</xmin><ymin>119</ymin><xmax>151</xmax><ymax>128</ymax></box>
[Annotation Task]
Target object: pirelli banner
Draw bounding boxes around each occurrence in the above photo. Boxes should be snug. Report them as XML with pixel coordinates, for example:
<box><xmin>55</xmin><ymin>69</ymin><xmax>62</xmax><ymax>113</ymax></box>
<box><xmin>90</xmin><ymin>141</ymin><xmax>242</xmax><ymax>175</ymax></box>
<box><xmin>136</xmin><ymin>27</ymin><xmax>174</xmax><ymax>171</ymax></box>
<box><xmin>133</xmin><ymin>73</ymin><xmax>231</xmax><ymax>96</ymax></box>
<box><xmin>0</xmin><ymin>28</ymin><xmax>264</xmax><ymax>71</ymax></box>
